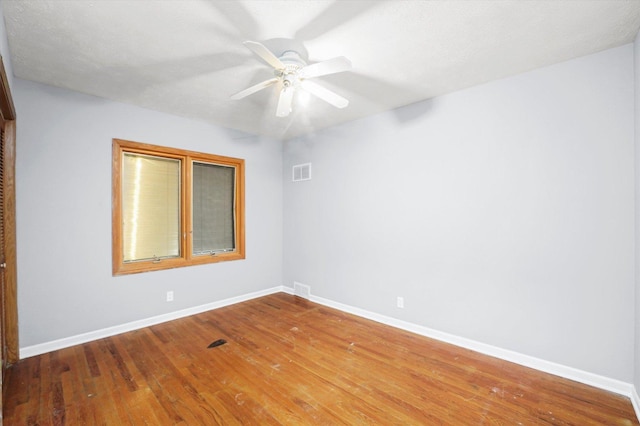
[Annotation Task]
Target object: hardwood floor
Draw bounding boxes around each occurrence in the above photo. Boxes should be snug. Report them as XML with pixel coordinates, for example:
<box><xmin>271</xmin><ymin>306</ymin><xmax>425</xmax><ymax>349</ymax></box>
<box><xmin>4</xmin><ymin>293</ymin><xmax>639</xmax><ymax>425</ymax></box>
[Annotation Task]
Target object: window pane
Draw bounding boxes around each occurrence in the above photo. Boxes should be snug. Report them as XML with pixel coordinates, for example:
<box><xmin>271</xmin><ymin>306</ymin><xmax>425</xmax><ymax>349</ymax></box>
<box><xmin>192</xmin><ymin>162</ymin><xmax>235</xmax><ymax>254</ymax></box>
<box><xmin>122</xmin><ymin>153</ymin><xmax>180</xmax><ymax>262</ymax></box>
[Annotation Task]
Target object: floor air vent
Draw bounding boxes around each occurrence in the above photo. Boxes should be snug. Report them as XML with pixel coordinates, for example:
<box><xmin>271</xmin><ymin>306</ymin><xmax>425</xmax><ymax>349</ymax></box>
<box><xmin>208</xmin><ymin>339</ymin><xmax>227</xmax><ymax>348</ymax></box>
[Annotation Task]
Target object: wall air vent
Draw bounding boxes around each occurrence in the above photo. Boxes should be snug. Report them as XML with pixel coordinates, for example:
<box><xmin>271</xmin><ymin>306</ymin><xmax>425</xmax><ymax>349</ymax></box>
<box><xmin>293</xmin><ymin>281</ymin><xmax>311</xmax><ymax>299</ymax></box>
<box><xmin>292</xmin><ymin>163</ymin><xmax>311</xmax><ymax>182</ymax></box>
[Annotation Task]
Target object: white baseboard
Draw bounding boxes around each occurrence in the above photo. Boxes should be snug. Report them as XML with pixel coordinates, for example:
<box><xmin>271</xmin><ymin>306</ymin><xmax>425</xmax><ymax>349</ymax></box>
<box><xmin>284</xmin><ymin>288</ymin><xmax>637</xmax><ymax>404</ymax></box>
<box><xmin>19</xmin><ymin>286</ymin><xmax>286</xmax><ymax>359</ymax></box>
<box><xmin>19</xmin><ymin>285</ymin><xmax>640</xmax><ymax>422</ymax></box>
<box><xmin>631</xmin><ymin>386</ymin><xmax>640</xmax><ymax>423</ymax></box>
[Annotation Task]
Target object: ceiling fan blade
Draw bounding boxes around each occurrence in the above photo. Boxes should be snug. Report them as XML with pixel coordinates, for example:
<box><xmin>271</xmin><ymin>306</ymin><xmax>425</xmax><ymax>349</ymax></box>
<box><xmin>230</xmin><ymin>77</ymin><xmax>279</xmax><ymax>100</ymax></box>
<box><xmin>276</xmin><ymin>86</ymin><xmax>294</xmax><ymax>117</ymax></box>
<box><xmin>300</xmin><ymin>80</ymin><xmax>349</xmax><ymax>109</ymax></box>
<box><xmin>299</xmin><ymin>56</ymin><xmax>352</xmax><ymax>79</ymax></box>
<box><xmin>243</xmin><ymin>41</ymin><xmax>285</xmax><ymax>70</ymax></box>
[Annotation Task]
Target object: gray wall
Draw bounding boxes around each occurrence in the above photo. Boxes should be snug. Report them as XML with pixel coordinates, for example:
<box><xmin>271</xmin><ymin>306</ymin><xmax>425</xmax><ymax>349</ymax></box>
<box><xmin>0</xmin><ymin>1</ymin><xmax>13</xmax><ymax>90</ymax></box>
<box><xmin>635</xmin><ymin>31</ymin><xmax>640</xmax><ymax>395</ymax></box>
<box><xmin>14</xmin><ymin>78</ymin><xmax>283</xmax><ymax>347</ymax></box>
<box><xmin>284</xmin><ymin>44</ymin><xmax>635</xmax><ymax>382</ymax></box>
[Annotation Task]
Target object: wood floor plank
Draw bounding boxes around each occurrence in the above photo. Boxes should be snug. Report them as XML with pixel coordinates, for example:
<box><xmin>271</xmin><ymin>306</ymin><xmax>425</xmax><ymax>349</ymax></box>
<box><xmin>4</xmin><ymin>293</ymin><xmax>639</xmax><ymax>425</ymax></box>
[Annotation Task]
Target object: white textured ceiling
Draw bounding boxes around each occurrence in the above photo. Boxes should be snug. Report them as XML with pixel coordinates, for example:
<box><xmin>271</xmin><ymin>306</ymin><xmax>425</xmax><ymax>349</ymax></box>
<box><xmin>3</xmin><ymin>0</ymin><xmax>640</xmax><ymax>140</ymax></box>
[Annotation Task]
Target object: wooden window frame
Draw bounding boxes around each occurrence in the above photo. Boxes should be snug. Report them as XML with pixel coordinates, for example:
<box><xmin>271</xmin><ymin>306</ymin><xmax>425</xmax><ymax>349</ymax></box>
<box><xmin>112</xmin><ymin>139</ymin><xmax>245</xmax><ymax>275</ymax></box>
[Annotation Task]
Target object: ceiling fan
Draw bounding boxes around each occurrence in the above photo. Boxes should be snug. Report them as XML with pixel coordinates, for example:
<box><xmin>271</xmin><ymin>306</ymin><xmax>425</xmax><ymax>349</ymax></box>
<box><xmin>230</xmin><ymin>41</ymin><xmax>352</xmax><ymax>117</ymax></box>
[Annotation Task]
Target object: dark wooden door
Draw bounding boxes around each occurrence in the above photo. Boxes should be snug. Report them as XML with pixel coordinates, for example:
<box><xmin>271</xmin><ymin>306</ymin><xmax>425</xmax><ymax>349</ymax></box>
<box><xmin>0</xmin><ymin>55</ymin><xmax>17</xmax><ymax>425</ymax></box>
<box><xmin>1</xmin><ymin>122</ymin><xmax>5</xmax><ymax>373</ymax></box>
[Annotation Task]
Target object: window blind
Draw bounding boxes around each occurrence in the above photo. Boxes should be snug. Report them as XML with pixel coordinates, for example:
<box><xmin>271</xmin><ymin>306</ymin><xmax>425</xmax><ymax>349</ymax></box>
<box><xmin>122</xmin><ymin>153</ymin><xmax>180</xmax><ymax>262</ymax></box>
<box><xmin>192</xmin><ymin>162</ymin><xmax>235</xmax><ymax>254</ymax></box>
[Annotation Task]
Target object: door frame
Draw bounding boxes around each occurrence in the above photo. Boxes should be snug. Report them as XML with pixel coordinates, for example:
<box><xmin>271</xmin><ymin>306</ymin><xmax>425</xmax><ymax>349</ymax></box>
<box><xmin>0</xmin><ymin>54</ymin><xmax>17</xmax><ymax>365</ymax></box>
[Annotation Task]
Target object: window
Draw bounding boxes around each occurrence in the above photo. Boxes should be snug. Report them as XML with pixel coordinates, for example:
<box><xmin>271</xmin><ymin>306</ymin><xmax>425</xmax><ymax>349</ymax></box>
<box><xmin>112</xmin><ymin>139</ymin><xmax>245</xmax><ymax>275</ymax></box>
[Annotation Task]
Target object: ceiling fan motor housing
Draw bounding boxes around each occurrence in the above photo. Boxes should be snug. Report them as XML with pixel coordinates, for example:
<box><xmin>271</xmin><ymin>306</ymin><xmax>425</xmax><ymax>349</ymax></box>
<box><xmin>276</xmin><ymin>51</ymin><xmax>306</xmax><ymax>88</ymax></box>
<box><xmin>279</xmin><ymin>50</ymin><xmax>307</xmax><ymax>68</ymax></box>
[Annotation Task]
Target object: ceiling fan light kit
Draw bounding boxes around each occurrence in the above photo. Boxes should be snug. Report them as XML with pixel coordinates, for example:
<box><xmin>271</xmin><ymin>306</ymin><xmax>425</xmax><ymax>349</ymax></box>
<box><xmin>231</xmin><ymin>41</ymin><xmax>351</xmax><ymax>118</ymax></box>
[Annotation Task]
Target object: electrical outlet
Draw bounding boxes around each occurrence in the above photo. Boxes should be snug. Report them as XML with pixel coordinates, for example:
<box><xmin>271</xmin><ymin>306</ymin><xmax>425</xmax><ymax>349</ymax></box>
<box><xmin>166</xmin><ymin>291</ymin><xmax>174</xmax><ymax>302</ymax></box>
<box><xmin>397</xmin><ymin>296</ymin><xmax>404</xmax><ymax>308</ymax></box>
